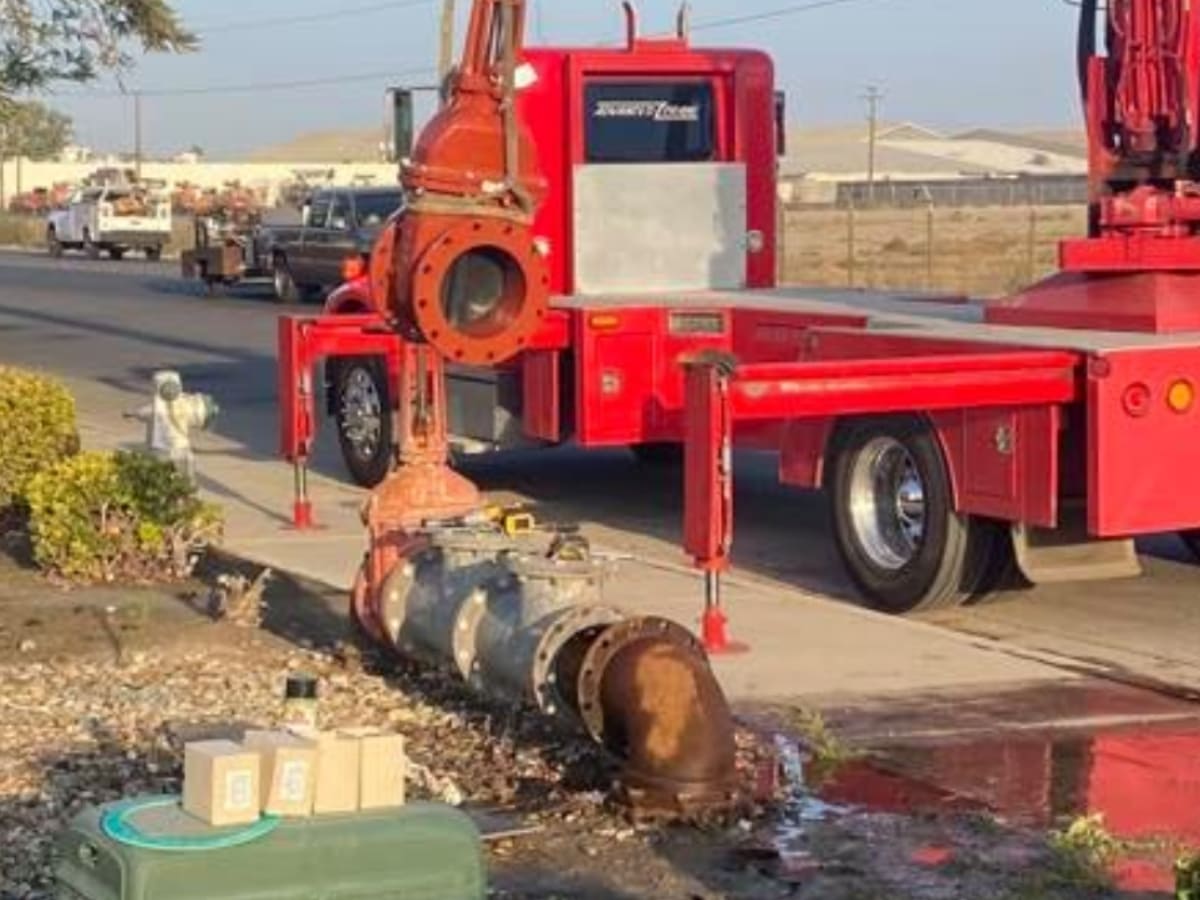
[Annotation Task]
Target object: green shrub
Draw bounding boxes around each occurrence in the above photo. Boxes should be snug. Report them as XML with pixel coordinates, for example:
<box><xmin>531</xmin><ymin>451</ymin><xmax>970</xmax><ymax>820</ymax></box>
<box><xmin>26</xmin><ymin>450</ymin><xmax>222</xmax><ymax>583</ymax></box>
<box><xmin>0</xmin><ymin>366</ymin><xmax>78</xmax><ymax>508</ymax></box>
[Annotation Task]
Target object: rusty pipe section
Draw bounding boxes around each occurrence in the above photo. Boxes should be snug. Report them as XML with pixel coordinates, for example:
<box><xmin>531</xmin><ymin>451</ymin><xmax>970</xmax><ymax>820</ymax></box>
<box><xmin>364</xmin><ymin>525</ymin><xmax>738</xmax><ymax>816</ymax></box>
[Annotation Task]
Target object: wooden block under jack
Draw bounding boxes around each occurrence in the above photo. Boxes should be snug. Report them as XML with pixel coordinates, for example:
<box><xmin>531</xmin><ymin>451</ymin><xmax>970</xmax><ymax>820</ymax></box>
<box><xmin>290</xmin><ymin>728</ymin><xmax>360</xmax><ymax>815</ymax></box>
<box><xmin>182</xmin><ymin>740</ymin><xmax>261</xmax><ymax>827</ymax></box>
<box><xmin>1012</xmin><ymin>521</ymin><xmax>1142</xmax><ymax>584</ymax></box>
<box><xmin>243</xmin><ymin>730</ymin><xmax>318</xmax><ymax>817</ymax></box>
<box><xmin>341</xmin><ymin>727</ymin><xmax>407</xmax><ymax>810</ymax></box>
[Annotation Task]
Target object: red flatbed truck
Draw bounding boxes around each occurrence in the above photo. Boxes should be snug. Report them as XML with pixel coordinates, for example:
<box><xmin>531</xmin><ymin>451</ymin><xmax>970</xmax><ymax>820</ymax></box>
<box><xmin>280</xmin><ymin>1</ymin><xmax>1200</xmax><ymax>623</ymax></box>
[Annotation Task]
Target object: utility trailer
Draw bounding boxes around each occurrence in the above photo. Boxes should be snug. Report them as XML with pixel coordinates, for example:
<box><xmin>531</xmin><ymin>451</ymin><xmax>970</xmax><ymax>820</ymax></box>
<box><xmin>278</xmin><ymin>1</ymin><xmax>1200</xmax><ymax>623</ymax></box>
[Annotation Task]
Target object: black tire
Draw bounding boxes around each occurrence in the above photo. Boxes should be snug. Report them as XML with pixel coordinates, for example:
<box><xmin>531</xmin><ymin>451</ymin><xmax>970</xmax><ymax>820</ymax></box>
<box><xmin>84</xmin><ymin>231</ymin><xmax>100</xmax><ymax>260</ymax></box>
<box><xmin>829</xmin><ymin>416</ymin><xmax>998</xmax><ymax>614</ymax></box>
<box><xmin>46</xmin><ymin>229</ymin><xmax>63</xmax><ymax>258</ymax></box>
<box><xmin>108</xmin><ymin>247</ymin><xmax>125</xmax><ymax>261</ymax></box>
<box><xmin>332</xmin><ymin>357</ymin><xmax>393</xmax><ymax>488</ymax></box>
<box><xmin>273</xmin><ymin>255</ymin><xmax>300</xmax><ymax>304</ymax></box>
<box><xmin>1182</xmin><ymin>531</ymin><xmax>1200</xmax><ymax>562</ymax></box>
<box><xmin>145</xmin><ymin>245</ymin><xmax>162</xmax><ymax>261</ymax></box>
<box><xmin>631</xmin><ymin>443</ymin><xmax>683</xmax><ymax>466</ymax></box>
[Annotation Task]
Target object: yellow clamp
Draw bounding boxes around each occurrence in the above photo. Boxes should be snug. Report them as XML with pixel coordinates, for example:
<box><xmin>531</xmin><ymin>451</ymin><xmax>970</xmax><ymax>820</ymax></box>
<box><xmin>483</xmin><ymin>505</ymin><xmax>537</xmax><ymax>537</ymax></box>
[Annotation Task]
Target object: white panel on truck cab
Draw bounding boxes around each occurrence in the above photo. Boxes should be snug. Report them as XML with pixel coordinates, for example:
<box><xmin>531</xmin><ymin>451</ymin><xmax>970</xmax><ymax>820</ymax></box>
<box><xmin>572</xmin><ymin>163</ymin><xmax>748</xmax><ymax>295</ymax></box>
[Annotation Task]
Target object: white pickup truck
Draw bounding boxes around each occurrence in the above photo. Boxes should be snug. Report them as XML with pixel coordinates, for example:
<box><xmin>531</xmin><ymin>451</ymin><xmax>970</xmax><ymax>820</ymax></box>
<box><xmin>46</xmin><ymin>185</ymin><xmax>172</xmax><ymax>260</ymax></box>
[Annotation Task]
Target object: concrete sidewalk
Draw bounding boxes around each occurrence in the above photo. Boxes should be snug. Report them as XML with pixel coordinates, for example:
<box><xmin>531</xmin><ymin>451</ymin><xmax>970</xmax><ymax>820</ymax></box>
<box><xmin>69</xmin><ymin>375</ymin><xmax>1078</xmax><ymax>714</ymax></box>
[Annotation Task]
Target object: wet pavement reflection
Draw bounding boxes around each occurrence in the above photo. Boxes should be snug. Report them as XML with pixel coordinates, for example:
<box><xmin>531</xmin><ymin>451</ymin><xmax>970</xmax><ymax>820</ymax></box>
<box><xmin>811</xmin><ymin>723</ymin><xmax>1200</xmax><ymax>892</ymax></box>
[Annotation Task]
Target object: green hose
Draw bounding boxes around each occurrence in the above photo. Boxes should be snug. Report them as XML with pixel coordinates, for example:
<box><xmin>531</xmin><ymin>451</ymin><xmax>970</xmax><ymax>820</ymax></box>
<box><xmin>101</xmin><ymin>796</ymin><xmax>280</xmax><ymax>852</ymax></box>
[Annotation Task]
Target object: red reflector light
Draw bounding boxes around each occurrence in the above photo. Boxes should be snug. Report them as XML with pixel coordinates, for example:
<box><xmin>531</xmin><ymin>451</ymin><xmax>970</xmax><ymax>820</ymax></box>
<box><xmin>341</xmin><ymin>255</ymin><xmax>367</xmax><ymax>281</ymax></box>
<box><xmin>1122</xmin><ymin>382</ymin><xmax>1152</xmax><ymax>417</ymax></box>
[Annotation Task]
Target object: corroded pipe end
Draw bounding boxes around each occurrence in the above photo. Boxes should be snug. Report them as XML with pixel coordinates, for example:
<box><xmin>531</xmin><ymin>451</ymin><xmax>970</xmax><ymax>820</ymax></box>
<box><xmin>578</xmin><ymin>618</ymin><xmax>738</xmax><ymax>817</ymax></box>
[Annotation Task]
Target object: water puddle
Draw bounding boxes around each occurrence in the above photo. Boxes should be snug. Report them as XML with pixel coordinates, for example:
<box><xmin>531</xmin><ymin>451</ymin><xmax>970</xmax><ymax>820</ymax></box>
<box><xmin>807</xmin><ymin>724</ymin><xmax>1200</xmax><ymax>892</ymax></box>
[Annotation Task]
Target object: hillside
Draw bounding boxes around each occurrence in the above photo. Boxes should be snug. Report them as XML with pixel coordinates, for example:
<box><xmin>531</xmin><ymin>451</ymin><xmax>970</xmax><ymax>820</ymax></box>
<box><xmin>246</xmin><ymin>122</ymin><xmax>1086</xmax><ymax>167</ymax></box>
<box><xmin>246</xmin><ymin>127</ymin><xmax>383</xmax><ymax>163</ymax></box>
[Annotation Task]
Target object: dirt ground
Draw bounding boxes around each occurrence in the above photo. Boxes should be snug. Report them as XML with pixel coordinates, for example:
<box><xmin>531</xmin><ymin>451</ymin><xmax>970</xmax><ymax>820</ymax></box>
<box><xmin>0</xmin><ymin>547</ymin><xmax>1165</xmax><ymax>900</ymax></box>
<box><xmin>781</xmin><ymin>205</ymin><xmax>1088</xmax><ymax>297</ymax></box>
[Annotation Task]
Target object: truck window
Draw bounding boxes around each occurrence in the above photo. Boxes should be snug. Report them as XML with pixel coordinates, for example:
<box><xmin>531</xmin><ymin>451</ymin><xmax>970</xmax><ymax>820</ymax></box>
<box><xmin>584</xmin><ymin>81</ymin><xmax>715</xmax><ymax>164</ymax></box>
<box><xmin>353</xmin><ymin>191</ymin><xmax>404</xmax><ymax>227</ymax></box>
<box><xmin>328</xmin><ymin>193</ymin><xmax>350</xmax><ymax>230</ymax></box>
<box><xmin>306</xmin><ymin>194</ymin><xmax>332</xmax><ymax>229</ymax></box>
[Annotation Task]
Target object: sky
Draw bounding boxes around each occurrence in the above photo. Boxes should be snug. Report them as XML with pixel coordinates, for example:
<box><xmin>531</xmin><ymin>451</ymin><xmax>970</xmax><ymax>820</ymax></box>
<box><xmin>39</xmin><ymin>0</ymin><xmax>1084</xmax><ymax>159</ymax></box>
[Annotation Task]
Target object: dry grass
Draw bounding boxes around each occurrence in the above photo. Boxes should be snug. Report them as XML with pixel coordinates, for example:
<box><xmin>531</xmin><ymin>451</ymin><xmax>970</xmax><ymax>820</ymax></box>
<box><xmin>781</xmin><ymin>204</ymin><xmax>1088</xmax><ymax>297</ymax></box>
<box><xmin>247</xmin><ymin>126</ymin><xmax>381</xmax><ymax>163</ymax></box>
<box><xmin>0</xmin><ymin>213</ymin><xmax>195</xmax><ymax>255</ymax></box>
<box><xmin>0</xmin><ymin>213</ymin><xmax>45</xmax><ymax>248</ymax></box>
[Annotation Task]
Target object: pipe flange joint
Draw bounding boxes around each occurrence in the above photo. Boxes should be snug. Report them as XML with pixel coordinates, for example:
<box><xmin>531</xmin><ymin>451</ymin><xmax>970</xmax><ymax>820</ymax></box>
<box><xmin>409</xmin><ymin>217</ymin><xmax>549</xmax><ymax>366</ymax></box>
<box><xmin>451</xmin><ymin>584</ymin><xmax>491</xmax><ymax>683</ymax></box>
<box><xmin>576</xmin><ymin>617</ymin><xmax>705</xmax><ymax>745</ymax></box>
<box><xmin>530</xmin><ymin>605</ymin><xmax>623</xmax><ymax>715</ymax></box>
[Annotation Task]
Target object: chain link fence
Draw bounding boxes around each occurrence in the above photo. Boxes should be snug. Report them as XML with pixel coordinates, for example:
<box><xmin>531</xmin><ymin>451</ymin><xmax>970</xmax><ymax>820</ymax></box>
<box><xmin>780</xmin><ymin>204</ymin><xmax>1089</xmax><ymax>298</ymax></box>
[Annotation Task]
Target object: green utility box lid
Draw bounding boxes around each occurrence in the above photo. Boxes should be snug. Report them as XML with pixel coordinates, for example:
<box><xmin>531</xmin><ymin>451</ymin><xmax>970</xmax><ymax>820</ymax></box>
<box><xmin>55</xmin><ymin>797</ymin><xmax>486</xmax><ymax>900</ymax></box>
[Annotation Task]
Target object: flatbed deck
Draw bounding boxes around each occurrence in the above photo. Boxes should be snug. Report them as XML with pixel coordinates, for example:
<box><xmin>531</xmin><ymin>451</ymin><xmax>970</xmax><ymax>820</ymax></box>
<box><xmin>555</xmin><ymin>287</ymin><xmax>1200</xmax><ymax>353</ymax></box>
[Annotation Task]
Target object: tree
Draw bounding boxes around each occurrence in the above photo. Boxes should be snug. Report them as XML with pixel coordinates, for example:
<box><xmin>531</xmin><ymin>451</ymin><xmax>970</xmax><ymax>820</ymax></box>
<box><xmin>0</xmin><ymin>100</ymin><xmax>72</xmax><ymax>161</ymax></box>
<box><xmin>0</xmin><ymin>0</ymin><xmax>195</xmax><ymax>94</ymax></box>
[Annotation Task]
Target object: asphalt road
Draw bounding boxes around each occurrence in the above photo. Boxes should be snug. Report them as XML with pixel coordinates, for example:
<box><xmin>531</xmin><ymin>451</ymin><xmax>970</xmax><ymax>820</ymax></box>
<box><xmin>1</xmin><ymin>248</ymin><xmax>1198</xmax><ymax>693</ymax></box>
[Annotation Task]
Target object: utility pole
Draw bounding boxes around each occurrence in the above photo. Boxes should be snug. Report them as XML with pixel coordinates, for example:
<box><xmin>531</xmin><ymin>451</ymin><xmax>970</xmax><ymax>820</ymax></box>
<box><xmin>133</xmin><ymin>90</ymin><xmax>143</xmax><ymax>179</ymax></box>
<box><xmin>438</xmin><ymin>0</ymin><xmax>457</xmax><ymax>97</ymax></box>
<box><xmin>862</xmin><ymin>84</ymin><xmax>883</xmax><ymax>206</ymax></box>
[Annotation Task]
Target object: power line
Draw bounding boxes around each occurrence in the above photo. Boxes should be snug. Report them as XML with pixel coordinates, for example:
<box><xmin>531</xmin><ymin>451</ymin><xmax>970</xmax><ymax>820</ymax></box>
<box><xmin>196</xmin><ymin>0</ymin><xmax>434</xmax><ymax>35</ymax></box>
<box><xmin>691</xmin><ymin>0</ymin><xmax>895</xmax><ymax>32</ymax></box>
<box><xmin>53</xmin><ymin>66</ymin><xmax>437</xmax><ymax>99</ymax></box>
<box><xmin>52</xmin><ymin>0</ymin><xmax>893</xmax><ymax>101</ymax></box>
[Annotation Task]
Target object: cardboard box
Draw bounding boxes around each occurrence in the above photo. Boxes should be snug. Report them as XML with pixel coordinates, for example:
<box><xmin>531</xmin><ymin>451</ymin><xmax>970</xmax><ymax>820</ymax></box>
<box><xmin>301</xmin><ymin>730</ymin><xmax>360</xmax><ymax>815</ymax></box>
<box><xmin>243</xmin><ymin>730</ymin><xmax>318</xmax><ymax>817</ymax></box>
<box><xmin>341</xmin><ymin>727</ymin><xmax>406</xmax><ymax>810</ymax></box>
<box><xmin>182</xmin><ymin>740</ymin><xmax>261</xmax><ymax>827</ymax></box>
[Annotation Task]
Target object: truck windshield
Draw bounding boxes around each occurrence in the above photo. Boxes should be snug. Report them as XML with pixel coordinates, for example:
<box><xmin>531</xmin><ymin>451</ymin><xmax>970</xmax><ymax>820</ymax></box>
<box><xmin>354</xmin><ymin>191</ymin><xmax>404</xmax><ymax>227</ymax></box>
<box><xmin>584</xmin><ymin>81</ymin><xmax>716</xmax><ymax>164</ymax></box>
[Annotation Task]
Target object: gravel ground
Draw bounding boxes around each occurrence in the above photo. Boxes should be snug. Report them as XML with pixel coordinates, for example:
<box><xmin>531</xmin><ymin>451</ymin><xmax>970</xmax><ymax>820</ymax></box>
<box><xmin>0</xmin><ymin>553</ymin><xmax>783</xmax><ymax>899</ymax></box>
<box><xmin>0</xmin><ymin>552</ymin><xmax>1148</xmax><ymax>900</ymax></box>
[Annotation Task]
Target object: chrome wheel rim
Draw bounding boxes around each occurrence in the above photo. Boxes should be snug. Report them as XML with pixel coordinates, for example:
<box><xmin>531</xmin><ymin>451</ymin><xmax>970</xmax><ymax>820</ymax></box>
<box><xmin>274</xmin><ymin>267</ymin><xmax>290</xmax><ymax>298</ymax></box>
<box><xmin>847</xmin><ymin>436</ymin><xmax>927</xmax><ymax>571</ymax></box>
<box><xmin>340</xmin><ymin>367</ymin><xmax>383</xmax><ymax>460</ymax></box>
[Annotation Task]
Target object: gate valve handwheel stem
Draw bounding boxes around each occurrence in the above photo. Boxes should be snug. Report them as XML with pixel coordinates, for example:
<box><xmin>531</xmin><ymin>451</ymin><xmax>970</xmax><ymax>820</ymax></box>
<box><xmin>700</xmin><ymin>569</ymin><xmax>748</xmax><ymax>655</ymax></box>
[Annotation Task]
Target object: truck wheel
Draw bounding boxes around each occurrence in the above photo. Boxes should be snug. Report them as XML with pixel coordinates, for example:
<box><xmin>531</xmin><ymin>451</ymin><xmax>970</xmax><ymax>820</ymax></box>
<box><xmin>84</xmin><ymin>232</ymin><xmax>100</xmax><ymax>260</ymax></box>
<box><xmin>46</xmin><ymin>229</ymin><xmax>63</xmax><ymax>258</ymax></box>
<box><xmin>333</xmin><ymin>357</ymin><xmax>393</xmax><ymax>488</ymax></box>
<box><xmin>829</xmin><ymin>416</ymin><xmax>997</xmax><ymax>614</ymax></box>
<box><xmin>1182</xmin><ymin>531</ymin><xmax>1200</xmax><ymax>562</ymax></box>
<box><xmin>108</xmin><ymin>247</ymin><xmax>126</xmax><ymax>261</ymax></box>
<box><xmin>273</xmin><ymin>256</ymin><xmax>300</xmax><ymax>303</ymax></box>
<box><xmin>145</xmin><ymin>245</ymin><xmax>162</xmax><ymax>261</ymax></box>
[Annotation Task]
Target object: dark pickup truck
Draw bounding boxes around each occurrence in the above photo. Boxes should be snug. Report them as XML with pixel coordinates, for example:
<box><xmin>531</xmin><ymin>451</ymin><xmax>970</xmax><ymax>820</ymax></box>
<box><xmin>262</xmin><ymin>186</ymin><xmax>404</xmax><ymax>302</ymax></box>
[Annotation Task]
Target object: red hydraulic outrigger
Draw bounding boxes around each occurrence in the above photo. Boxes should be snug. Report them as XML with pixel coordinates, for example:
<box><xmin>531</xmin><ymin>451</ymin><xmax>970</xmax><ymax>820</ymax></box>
<box><xmin>683</xmin><ymin>345</ymin><xmax>1080</xmax><ymax>651</ymax></box>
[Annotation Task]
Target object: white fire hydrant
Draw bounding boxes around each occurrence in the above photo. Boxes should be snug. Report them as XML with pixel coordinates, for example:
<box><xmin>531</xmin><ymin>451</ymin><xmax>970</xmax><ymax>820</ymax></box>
<box><xmin>128</xmin><ymin>371</ymin><xmax>219</xmax><ymax>483</ymax></box>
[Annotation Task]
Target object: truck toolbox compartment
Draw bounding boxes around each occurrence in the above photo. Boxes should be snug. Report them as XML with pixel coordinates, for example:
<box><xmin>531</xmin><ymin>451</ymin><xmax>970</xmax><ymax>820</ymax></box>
<box><xmin>55</xmin><ymin>799</ymin><xmax>486</xmax><ymax>900</ymax></box>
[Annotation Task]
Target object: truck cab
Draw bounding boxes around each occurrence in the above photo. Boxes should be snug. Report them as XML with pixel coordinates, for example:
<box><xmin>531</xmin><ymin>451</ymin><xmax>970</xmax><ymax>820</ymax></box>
<box><xmin>325</xmin><ymin>26</ymin><xmax>781</xmax><ymax>484</ymax></box>
<box><xmin>265</xmin><ymin>186</ymin><xmax>405</xmax><ymax>303</ymax></box>
<box><xmin>520</xmin><ymin>40</ymin><xmax>778</xmax><ymax>297</ymax></box>
<box><xmin>47</xmin><ymin>182</ymin><xmax>171</xmax><ymax>261</ymax></box>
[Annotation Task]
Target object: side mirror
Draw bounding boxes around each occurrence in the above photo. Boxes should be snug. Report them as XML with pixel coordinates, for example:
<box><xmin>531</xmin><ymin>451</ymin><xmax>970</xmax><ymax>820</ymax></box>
<box><xmin>775</xmin><ymin>91</ymin><xmax>787</xmax><ymax>158</ymax></box>
<box><xmin>389</xmin><ymin>88</ymin><xmax>415</xmax><ymax>162</ymax></box>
